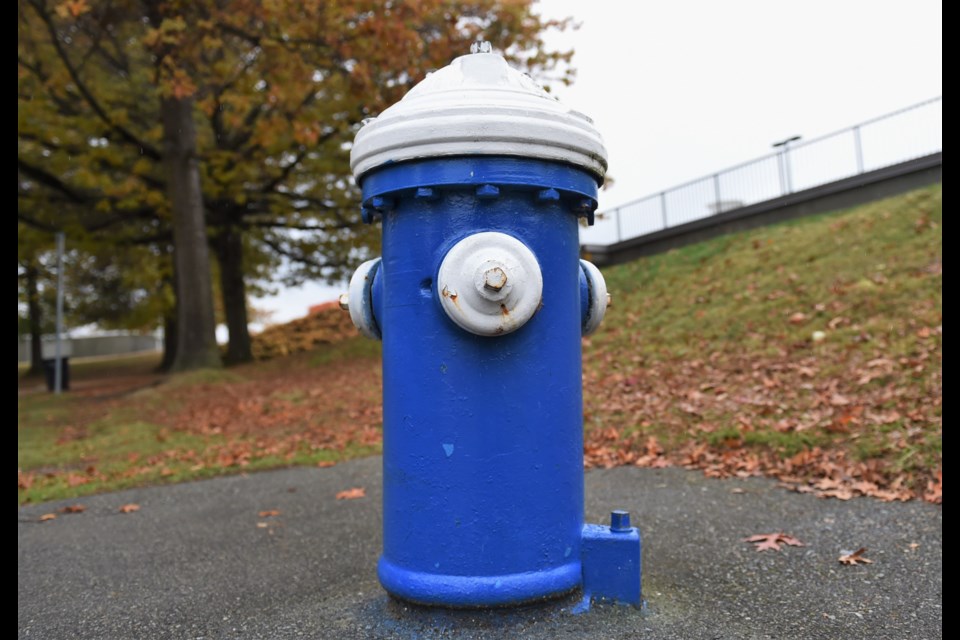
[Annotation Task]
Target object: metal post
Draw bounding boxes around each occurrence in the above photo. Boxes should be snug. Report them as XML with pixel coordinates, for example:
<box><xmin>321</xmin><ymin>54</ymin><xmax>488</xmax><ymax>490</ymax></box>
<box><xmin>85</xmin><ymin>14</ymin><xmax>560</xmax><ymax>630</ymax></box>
<box><xmin>659</xmin><ymin>192</ymin><xmax>668</xmax><ymax>229</ymax></box>
<box><xmin>776</xmin><ymin>151</ymin><xmax>786</xmax><ymax>196</ymax></box>
<box><xmin>772</xmin><ymin>135</ymin><xmax>801</xmax><ymax>196</ymax></box>
<box><xmin>853</xmin><ymin>125</ymin><xmax>864</xmax><ymax>174</ymax></box>
<box><xmin>712</xmin><ymin>173</ymin><xmax>722</xmax><ymax>214</ymax></box>
<box><xmin>54</xmin><ymin>231</ymin><xmax>65</xmax><ymax>395</ymax></box>
<box><xmin>783</xmin><ymin>145</ymin><xmax>794</xmax><ymax>193</ymax></box>
<box><xmin>615</xmin><ymin>208</ymin><xmax>623</xmax><ymax>243</ymax></box>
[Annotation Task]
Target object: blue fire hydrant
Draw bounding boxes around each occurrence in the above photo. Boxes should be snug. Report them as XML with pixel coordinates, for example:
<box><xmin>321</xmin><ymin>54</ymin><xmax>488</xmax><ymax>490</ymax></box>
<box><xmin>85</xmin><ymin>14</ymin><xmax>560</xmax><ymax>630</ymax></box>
<box><xmin>343</xmin><ymin>43</ymin><xmax>640</xmax><ymax>608</ymax></box>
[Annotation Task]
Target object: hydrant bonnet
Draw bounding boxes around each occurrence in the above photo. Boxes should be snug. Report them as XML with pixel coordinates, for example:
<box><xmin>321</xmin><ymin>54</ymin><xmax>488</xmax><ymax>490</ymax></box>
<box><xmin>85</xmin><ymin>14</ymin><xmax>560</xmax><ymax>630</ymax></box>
<box><xmin>351</xmin><ymin>51</ymin><xmax>608</xmax><ymax>182</ymax></box>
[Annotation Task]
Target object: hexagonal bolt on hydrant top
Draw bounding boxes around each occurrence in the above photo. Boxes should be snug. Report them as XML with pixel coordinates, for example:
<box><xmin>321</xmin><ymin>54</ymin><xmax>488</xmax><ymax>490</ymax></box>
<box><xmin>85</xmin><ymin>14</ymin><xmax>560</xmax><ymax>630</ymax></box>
<box><xmin>341</xmin><ymin>41</ymin><xmax>639</xmax><ymax>608</ymax></box>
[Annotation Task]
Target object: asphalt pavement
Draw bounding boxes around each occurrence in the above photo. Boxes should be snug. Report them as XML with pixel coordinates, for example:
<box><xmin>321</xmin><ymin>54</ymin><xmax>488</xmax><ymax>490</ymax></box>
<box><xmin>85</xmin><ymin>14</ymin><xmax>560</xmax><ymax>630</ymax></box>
<box><xmin>18</xmin><ymin>457</ymin><xmax>941</xmax><ymax>639</ymax></box>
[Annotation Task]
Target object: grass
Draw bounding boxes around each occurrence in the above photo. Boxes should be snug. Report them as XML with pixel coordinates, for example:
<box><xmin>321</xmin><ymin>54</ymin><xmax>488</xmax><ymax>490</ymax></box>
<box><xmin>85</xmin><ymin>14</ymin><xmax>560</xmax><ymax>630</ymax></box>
<box><xmin>582</xmin><ymin>185</ymin><xmax>941</xmax><ymax>494</ymax></box>
<box><xmin>18</xmin><ymin>185</ymin><xmax>942</xmax><ymax>503</ymax></box>
<box><xmin>19</xmin><ymin>345</ymin><xmax>383</xmax><ymax>504</ymax></box>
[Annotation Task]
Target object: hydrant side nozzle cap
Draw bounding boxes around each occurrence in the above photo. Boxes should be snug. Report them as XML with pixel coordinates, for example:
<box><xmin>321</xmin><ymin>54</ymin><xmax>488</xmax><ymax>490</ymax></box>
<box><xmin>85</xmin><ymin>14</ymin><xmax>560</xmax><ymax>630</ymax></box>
<box><xmin>351</xmin><ymin>50</ymin><xmax>607</xmax><ymax>182</ymax></box>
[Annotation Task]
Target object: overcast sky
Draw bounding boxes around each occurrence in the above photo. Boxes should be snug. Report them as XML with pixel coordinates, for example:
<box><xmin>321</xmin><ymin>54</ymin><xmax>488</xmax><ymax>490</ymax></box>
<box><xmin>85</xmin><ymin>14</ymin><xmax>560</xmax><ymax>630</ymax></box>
<box><xmin>252</xmin><ymin>0</ymin><xmax>942</xmax><ymax>326</ymax></box>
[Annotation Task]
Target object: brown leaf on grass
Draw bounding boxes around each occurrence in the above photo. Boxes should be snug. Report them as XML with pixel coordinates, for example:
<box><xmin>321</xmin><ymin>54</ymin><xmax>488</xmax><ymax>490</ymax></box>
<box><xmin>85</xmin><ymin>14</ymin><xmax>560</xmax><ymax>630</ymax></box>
<box><xmin>258</xmin><ymin>509</ymin><xmax>281</xmax><ymax>518</ymax></box>
<box><xmin>839</xmin><ymin>547</ymin><xmax>874</xmax><ymax>565</ymax></box>
<box><xmin>788</xmin><ymin>312</ymin><xmax>807</xmax><ymax>325</ymax></box>
<box><xmin>66</xmin><ymin>473</ymin><xmax>89</xmax><ymax>487</ymax></box>
<box><xmin>39</xmin><ymin>513</ymin><xmax>57</xmax><ymax>522</ymax></box>
<box><xmin>316</xmin><ymin>460</ymin><xmax>336</xmax><ymax>468</ymax></box>
<box><xmin>743</xmin><ymin>532</ymin><xmax>805</xmax><ymax>552</ymax></box>
<box><xmin>923</xmin><ymin>469</ymin><xmax>942</xmax><ymax>504</ymax></box>
<box><xmin>18</xmin><ymin>470</ymin><xmax>35</xmax><ymax>490</ymax></box>
<box><xmin>118</xmin><ymin>503</ymin><xmax>140</xmax><ymax>513</ymax></box>
<box><xmin>336</xmin><ymin>487</ymin><xmax>366</xmax><ymax>500</ymax></box>
<box><xmin>829</xmin><ymin>393</ymin><xmax>851</xmax><ymax>407</ymax></box>
<box><xmin>60</xmin><ymin>504</ymin><xmax>86</xmax><ymax>514</ymax></box>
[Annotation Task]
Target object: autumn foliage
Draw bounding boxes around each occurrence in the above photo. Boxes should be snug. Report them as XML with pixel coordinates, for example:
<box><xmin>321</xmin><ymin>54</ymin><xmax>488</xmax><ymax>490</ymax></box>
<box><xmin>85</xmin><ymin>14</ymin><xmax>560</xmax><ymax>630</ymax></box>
<box><xmin>19</xmin><ymin>0</ymin><xmax>574</xmax><ymax>367</ymax></box>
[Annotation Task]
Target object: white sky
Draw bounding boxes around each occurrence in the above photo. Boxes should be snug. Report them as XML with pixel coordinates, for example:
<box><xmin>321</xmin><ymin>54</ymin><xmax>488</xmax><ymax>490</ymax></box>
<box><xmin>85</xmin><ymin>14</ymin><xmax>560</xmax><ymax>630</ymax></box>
<box><xmin>251</xmin><ymin>0</ymin><xmax>942</xmax><ymax>328</ymax></box>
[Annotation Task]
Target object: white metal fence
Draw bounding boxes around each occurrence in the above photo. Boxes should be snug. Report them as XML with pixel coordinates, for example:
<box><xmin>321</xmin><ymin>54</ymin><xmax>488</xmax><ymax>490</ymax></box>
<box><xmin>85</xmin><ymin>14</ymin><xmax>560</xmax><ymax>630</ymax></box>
<box><xmin>590</xmin><ymin>97</ymin><xmax>942</xmax><ymax>245</ymax></box>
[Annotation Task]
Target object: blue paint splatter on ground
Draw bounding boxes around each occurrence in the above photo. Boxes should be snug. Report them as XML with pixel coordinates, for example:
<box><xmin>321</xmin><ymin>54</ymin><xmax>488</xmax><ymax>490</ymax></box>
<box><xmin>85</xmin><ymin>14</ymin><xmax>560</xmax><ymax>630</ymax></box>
<box><xmin>570</xmin><ymin>593</ymin><xmax>592</xmax><ymax>614</ymax></box>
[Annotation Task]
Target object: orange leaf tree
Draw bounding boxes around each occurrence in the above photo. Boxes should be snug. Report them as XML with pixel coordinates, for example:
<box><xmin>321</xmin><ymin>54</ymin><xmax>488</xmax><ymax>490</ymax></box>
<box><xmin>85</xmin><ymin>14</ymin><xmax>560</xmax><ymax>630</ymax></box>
<box><xmin>19</xmin><ymin>0</ymin><xmax>573</xmax><ymax>364</ymax></box>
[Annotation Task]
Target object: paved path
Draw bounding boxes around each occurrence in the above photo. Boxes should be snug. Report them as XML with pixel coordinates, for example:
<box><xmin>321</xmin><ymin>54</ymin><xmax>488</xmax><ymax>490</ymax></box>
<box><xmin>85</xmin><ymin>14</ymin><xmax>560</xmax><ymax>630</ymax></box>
<box><xmin>19</xmin><ymin>457</ymin><xmax>941</xmax><ymax>639</ymax></box>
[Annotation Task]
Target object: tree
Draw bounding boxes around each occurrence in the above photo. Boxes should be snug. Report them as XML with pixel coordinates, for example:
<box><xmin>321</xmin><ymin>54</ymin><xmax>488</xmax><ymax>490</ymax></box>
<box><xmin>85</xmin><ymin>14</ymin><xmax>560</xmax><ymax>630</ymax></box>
<box><xmin>17</xmin><ymin>225</ymin><xmax>54</xmax><ymax>375</ymax></box>
<box><xmin>19</xmin><ymin>0</ymin><xmax>573</xmax><ymax>364</ymax></box>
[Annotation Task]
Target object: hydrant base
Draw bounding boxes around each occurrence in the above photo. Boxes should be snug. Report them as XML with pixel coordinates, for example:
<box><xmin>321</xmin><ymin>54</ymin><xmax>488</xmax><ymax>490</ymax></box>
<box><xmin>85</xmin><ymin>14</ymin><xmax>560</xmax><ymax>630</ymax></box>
<box><xmin>378</xmin><ymin>556</ymin><xmax>582</xmax><ymax>608</ymax></box>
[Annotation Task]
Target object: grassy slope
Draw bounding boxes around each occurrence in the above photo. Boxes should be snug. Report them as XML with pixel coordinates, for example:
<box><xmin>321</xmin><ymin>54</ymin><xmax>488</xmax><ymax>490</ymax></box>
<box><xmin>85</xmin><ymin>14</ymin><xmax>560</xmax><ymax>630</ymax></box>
<box><xmin>583</xmin><ymin>185</ymin><xmax>941</xmax><ymax>499</ymax></box>
<box><xmin>18</xmin><ymin>186</ymin><xmax>941</xmax><ymax>504</ymax></box>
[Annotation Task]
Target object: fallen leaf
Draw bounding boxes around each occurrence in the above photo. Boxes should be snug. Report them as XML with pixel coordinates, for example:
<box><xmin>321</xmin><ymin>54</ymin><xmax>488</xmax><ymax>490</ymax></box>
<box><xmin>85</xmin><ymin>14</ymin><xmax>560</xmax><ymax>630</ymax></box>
<box><xmin>317</xmin><ymin>460</ymin><xmax>336</xmax><ymax>468</ymax></box>
<box><xmin>829</xmin><ymin>393</ymin><xmax>851</xmax><ymax>406</ymax></box>
<box><xmin>923</xmin><ymin>469</ymin><xmax>942</xmax><ymax>504</ymax></box>
<box><xmin>118</xmin><ymin>503</ymin><xmax>140</xmax><ymax>513</ymax></box>
<box><xmin>839</xmin><ymin>547</ymin><xmax>874</xmax><ymax>565</ymax></box>
<box><xmin>59</xmin><ymin>504</ymin><xmax>86</xmax><ymax>514</ymax></box>
<box><xmin>256</xmin><ymin>522</ymin><xmax>270</xmax><ymax>528</ymax></box>
<box><xmin>39</xmin><ymin>513</ymin><xmax>57</xmax><ymax>522</ymax></box>
<box><xmin>743</xmin><ymin>532</ymin><xmax>805</xmax><ymax>552</ymax></box>
<box><xmin>66</xmin><ymin>473</ymin><xmax>89</xmax><ymax>487</ymax></box>
<box><xmin>18</xmin><ymin>470</ymin><xmax>34</xmax><ymax>490</ymax></box>
<box><xmin>336</xmin><ymin>487</ymin><xmax>366</xmax><ymax>500</ymax></box>
<box><xmin>788</xmin><ymin>312</ymin><xmax>807</xmax><ymax>325</ymax></box>
<box><xmin>258</xmin><ymin>509</ymin><xmax>281</xmax><ymax>518</ymax></box>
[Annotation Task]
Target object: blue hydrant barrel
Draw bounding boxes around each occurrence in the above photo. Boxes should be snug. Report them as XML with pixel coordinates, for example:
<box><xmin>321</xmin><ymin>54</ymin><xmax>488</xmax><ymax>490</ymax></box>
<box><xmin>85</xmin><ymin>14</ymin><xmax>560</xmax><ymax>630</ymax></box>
<box><xmin>346</xmin><ymin>45</ymin><xmax>630</xmax><ymax>608</ymax></box>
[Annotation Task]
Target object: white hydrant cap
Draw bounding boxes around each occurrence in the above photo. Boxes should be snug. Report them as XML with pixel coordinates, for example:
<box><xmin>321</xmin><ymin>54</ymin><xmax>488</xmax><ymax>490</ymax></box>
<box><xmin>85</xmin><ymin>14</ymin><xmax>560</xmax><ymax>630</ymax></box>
<box><xmin>350</xmin><ymin>45</ymin><xmax>608</xmax><ymax>182</ymax></box>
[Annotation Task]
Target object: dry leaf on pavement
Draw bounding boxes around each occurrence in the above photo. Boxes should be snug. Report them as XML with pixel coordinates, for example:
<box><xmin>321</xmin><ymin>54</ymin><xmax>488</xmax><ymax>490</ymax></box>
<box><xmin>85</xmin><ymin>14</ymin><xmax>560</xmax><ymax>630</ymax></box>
<box><xmin>336</xmin><ymin>487</ymin><xmax>366</xmax><ymax>500</ymax></box>
<box><xmin>39</xmin><ymin>513</ymin><xmax>57</xmax><ymax>522</ymax></box>
<box><xmin>839</xmin><ymin>547</ymin><xmax>874</xmax><ymax>565</ymax></box>
<box><xmin>258</xmin><ymin>509</ymin><xmax>281</xmax><ymax>518</ymax></box>
<box><xmin>60</xmin><ymin>504</ymin><xmax>86</xmax><ymax>514</ymax></box>
<box><xmin>118</xmin><ymin>503</ymin><xmax>140</xmax><ymax>513</ymax></box>
<box><xmin>743</xmin><ymin>532</ymin><xmax>805</xmax><ymax>552</ymax></box>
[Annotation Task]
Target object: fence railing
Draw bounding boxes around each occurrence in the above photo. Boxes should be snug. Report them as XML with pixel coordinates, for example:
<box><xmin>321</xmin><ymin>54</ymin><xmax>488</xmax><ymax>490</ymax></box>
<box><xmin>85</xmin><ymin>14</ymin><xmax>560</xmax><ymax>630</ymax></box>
<box><xmin>585</xmin><ymin>96</ymin><xmax>942</xmax><ymax>246</ymax></box>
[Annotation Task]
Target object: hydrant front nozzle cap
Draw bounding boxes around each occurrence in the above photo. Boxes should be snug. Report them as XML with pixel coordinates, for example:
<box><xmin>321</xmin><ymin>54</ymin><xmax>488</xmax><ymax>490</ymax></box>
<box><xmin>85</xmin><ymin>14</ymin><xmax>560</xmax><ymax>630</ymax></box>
<box><xmin>350</xmin><ymin>47</ymin><xmax>608</xmax><ymax>182</ymax></box>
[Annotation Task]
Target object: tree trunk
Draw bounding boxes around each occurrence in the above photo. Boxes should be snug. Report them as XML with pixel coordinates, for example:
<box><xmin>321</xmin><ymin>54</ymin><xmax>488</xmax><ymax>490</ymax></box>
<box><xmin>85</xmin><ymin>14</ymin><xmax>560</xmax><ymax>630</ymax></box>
<box><xmin>161</xmin><ymin>96</ymin><xmax>221</xmax><ymax>371</ymax></box>
<box><xmin>214</xmin><ymin>225</ymin><xmax>253</xmax><ymax>365</ymax></box>
<box><xmin>159</xmin><ymin>306</ymin><xmax>178</xmax><ymax>372</ymax></box>
<box><xmin>25</xmin><ymin>262</ymin><xmax>44</xmax><ymax>376</ymax></box>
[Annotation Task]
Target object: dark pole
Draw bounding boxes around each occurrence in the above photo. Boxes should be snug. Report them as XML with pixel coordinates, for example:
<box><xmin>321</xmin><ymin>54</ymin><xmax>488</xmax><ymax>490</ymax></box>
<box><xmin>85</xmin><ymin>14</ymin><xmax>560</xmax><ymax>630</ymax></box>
<box><xmin>54</xmin><ymin>231</ymin><xmax>65</xmax><ymax>394</ymax></box>
<box><xmin>772</xmin><ymin>135</ymin><xmax>802</xmax><ymax>195</ymax></box>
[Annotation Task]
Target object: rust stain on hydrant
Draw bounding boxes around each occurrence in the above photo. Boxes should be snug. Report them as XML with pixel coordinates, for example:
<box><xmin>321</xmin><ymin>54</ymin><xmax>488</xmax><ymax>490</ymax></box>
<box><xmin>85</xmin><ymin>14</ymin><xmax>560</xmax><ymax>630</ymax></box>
<box><xmin>441</xmin><ymin>285</ymin><xmax>461</xmax><ymax>311</ymax></box>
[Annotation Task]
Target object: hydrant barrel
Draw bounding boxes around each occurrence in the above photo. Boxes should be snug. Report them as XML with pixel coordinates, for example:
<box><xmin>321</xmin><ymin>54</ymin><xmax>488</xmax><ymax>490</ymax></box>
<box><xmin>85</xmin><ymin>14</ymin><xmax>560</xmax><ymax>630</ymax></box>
<box><xmin>348</xmin><ymin>47</ymin><xmax>630</xmax><ymax>608</ymax></box>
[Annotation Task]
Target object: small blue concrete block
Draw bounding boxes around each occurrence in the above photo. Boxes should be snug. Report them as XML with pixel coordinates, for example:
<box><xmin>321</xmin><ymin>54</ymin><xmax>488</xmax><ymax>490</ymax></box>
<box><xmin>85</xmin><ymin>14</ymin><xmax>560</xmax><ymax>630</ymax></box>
<box><xmin>581</xmin><ymin>516</ymin><xmax>642</xmax><ymax>607</ymax></box>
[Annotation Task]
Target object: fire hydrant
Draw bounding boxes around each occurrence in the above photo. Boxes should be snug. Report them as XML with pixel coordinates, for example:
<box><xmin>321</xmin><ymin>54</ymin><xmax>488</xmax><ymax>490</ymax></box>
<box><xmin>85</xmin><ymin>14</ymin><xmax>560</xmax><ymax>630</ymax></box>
<box><xmin>342</xmin><ymin>43</ymin><xmax>640</xmax><ymax>608</ymax></box>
